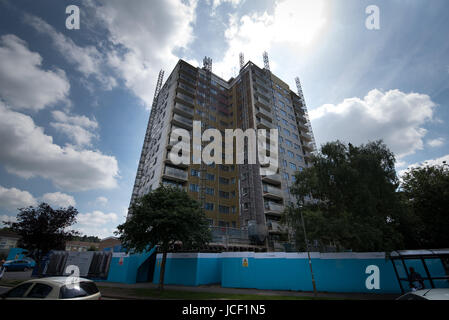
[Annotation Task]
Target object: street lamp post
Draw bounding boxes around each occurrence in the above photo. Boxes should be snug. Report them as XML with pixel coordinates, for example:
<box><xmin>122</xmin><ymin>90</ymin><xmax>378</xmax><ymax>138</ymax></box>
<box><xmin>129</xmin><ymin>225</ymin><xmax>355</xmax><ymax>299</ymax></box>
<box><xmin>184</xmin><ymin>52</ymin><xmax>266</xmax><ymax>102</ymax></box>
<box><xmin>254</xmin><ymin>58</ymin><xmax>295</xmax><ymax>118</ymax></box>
<box><xmin>299</xmin><ymin>204</ymin><xmax>317</xmax><ymax>297</ymax></box>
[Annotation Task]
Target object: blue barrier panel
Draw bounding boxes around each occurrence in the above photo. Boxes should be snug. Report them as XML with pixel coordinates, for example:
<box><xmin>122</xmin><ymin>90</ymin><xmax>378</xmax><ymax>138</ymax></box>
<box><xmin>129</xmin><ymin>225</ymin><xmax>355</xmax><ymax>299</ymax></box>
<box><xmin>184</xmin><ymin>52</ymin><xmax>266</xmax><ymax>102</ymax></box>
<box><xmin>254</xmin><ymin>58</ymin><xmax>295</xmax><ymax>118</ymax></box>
<box><xmin>313</xmin><ymin>253</ymin><xmax>400</xmax><ymax>293</ymax></box>
<box><xmin>153</xmin><ymin>253</ymin><xmax>223</xmax><ymax>286</ymax></box>
<box><xmin>196</xmin><ymin>253</ymin><xmax>221</xmax><ymax>285</ymax></box>
<box><xmin>6</xmin><ymin>248</ymin><xmax>28</xmax><ymax>261</ymax></box>
<box><xmin>103</xmin><ymin>247</ymin><xmax>156</xmax><ymax>284</ymax></box>
<box><xmin>220</xmin><ymin>252</ymin><xmax>255</xmax><ymax>289</ymax></box>
<box><xmin>153</xmin><ymin>253</ymin><xmax>199</xmax><ymax>286</ymax></box>
<box><xmin>220</xmin><ymin>252</ymin><xmax>402</xmax><ymax>294</ymax></box>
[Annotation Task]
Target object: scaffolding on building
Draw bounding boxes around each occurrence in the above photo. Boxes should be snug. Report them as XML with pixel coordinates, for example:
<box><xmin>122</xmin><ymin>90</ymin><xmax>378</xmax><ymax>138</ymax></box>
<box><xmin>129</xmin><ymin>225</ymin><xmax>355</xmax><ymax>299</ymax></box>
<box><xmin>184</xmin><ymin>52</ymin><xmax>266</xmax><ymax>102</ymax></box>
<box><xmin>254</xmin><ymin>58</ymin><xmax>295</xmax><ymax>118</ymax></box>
<box><xmin>295</xmin><ymin>77</ymin><xmax>317</xmax><ymax>155</ymax></box>
<box><xmin>129</xmin><ymin>70</ymin><xmax>165</xmax><ymax>211</ymax></box>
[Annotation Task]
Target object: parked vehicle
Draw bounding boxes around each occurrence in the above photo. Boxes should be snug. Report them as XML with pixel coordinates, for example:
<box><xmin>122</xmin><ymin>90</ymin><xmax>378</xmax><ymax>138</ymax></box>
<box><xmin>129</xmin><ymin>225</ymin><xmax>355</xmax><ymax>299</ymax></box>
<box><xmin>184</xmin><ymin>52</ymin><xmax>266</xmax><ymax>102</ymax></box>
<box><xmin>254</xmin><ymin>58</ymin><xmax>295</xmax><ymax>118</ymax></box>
<box><xmin>0</xmin><ymin>277</ymin><xmax>101</xmax><ymax>300</ymax></box>
<box><xmin>3</xmin><ymin>258</ymin><xmax>35</xmax><ymax>271</ymax></box>
<box><xmin>397</xmin><ymin>289</ymin><xmax>449</xmax><ymax>300</ymax></box>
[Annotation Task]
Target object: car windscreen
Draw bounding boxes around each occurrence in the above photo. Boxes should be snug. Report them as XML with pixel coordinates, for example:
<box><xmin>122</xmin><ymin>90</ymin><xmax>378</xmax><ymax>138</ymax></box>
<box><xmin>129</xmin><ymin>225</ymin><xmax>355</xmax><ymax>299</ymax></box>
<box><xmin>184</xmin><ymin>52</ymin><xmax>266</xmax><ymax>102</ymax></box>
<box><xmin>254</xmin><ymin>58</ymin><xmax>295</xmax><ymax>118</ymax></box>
<box><xmin>59</xmin><ymin>282</ymin><xmax>99</xmax><ymax>299</ymax></box>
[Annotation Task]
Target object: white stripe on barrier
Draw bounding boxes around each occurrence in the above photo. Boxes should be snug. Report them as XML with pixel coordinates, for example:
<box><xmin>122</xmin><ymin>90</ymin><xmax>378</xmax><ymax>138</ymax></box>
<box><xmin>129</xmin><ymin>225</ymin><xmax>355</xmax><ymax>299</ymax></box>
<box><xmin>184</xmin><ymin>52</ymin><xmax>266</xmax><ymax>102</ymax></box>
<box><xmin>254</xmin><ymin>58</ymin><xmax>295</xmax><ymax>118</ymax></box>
<box><xmin>319</xmin><ymin>252</ymin><xmax>385</xmax><ymax>260</ymax></box>
<box><xmin>219</xmin><ymin>252</ymin><xmax>256</xmax><ymax>258</ymax></box>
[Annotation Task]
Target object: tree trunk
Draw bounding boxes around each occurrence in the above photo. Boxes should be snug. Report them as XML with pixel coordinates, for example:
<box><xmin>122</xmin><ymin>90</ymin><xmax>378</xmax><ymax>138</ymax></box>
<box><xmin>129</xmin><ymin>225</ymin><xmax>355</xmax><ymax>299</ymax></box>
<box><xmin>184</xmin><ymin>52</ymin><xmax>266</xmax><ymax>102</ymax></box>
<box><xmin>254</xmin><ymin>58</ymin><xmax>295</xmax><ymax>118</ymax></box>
<box><xmin>158</xmin><ymin>251</ymin><xmax>167</xmax><ymax>291</ymax></box>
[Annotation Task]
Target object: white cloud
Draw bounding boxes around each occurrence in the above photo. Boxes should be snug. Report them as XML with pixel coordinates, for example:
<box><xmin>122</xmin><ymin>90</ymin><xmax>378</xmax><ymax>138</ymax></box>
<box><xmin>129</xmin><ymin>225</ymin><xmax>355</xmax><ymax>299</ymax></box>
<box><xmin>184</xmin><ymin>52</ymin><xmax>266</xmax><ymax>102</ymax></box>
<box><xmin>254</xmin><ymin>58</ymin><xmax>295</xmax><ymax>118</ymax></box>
<box><xmin>310</xmin><ymin>89</ymin><xmax>437</xmax><ymax>159</ymax></box>
<box><xmin>0</xmin><ymin>102</ymin><xmax>119</xmax><ymax>192</ymax></box>
<box><xmin>74</xmin><ymin>210</ymin><xmax>123</xmax><ymax>238</ymax></box>
<box><xmin>398</xmin><ymin>154</ymin><xmax>449</xmax><ymax>177</ymax></box>
<box><xmin>215</xmin><ymin>0</ymin><xmax>328</xmax><ymax>78</ymax></box>
<box><xmin>50</xmin><ymin>111</ymin><xmax>99</xmax><ymax>147</ymax></box>
<box><xmin>42</xmin><ymin>192</ymin><xmax>76</xmax><ymax>208</ymax></box>
<box><xmin>24</xmin><ymin>14</ymin><xmax>117</xmax><ymax>90</ymax></box>
<box><xmin>87</xmin><ymin>0</ymin><xmax>197</xmax><ymax>107</ymax></box>
<box><xmin>0</xmin><ymin>214</ymin><xmax>17</xmax><ymax>226</ymax></box>
<box><xmin>95</xmin><ymin>196</ymin><xmax>108</xmax><ymax>207</ymax></box>
<box><xmin>427</xmin><ymin>137</ymin><xmax>445</xmax><ymax>148</ymax></box>
<box><xmin>51</xmin><ymin>111</ymin><xmax>98</xmax><ymax>129</ymax></box>
<box><xmin>0</xmin><ymin>185</ymin><xmax>37</xmax><ymax>212</ymax></box>
<box><xmin>0</xmin><ymin>34</ymin><xmax>70</xmax><ymax>111</ymax></box>
<box><xmin>77</xmin><ymin>210</ymin><xmax>118</xmax><ymax>225</ymax></box>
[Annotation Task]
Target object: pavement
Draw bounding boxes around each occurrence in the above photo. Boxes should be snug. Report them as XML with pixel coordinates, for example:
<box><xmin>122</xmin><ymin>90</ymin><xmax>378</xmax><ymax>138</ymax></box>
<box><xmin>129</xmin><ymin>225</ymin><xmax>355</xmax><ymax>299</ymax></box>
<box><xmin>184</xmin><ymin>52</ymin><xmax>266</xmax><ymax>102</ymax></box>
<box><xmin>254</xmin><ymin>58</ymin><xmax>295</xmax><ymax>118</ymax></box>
<box><xmin>0</xmin><ymin>271</ymin><xmax>400</xmax><ymax>300</ymax></box>
<box><xmin>97</xmin><ymin>281</ymin><xmax>399</xmax><ymax>300</ymax></box>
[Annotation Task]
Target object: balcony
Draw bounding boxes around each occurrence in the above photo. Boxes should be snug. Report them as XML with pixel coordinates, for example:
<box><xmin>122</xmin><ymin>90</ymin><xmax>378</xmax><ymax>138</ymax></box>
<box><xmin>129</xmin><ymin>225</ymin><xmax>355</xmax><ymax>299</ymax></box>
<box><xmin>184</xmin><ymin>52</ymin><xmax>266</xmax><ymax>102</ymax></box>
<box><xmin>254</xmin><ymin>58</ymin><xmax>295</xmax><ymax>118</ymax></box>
<box><xmin>255</xmin><ymin>107</ymin><xmax>272</xmax><ymax>121</ymax></box>
<box><xmin>178</xmin><ymin>73</ymin><xmax>196</xmax><ymax>88</ymax></box>
<box><xmin>302</xmin><ymin>143</ymin><xmax>314</xmax><ymax>152</ymax></box>
<box><xmin>262</xmin><ymin>173</ymin><xmax>282</xmax><ymax>186</ymax></box>
<box><xmin>263</xmin><ymin>184</ymin><xmax>283</xmax><ymax>200</ymax></box>
<box><xmin>254</xmin><ymin>96</ymin><xmax>271</xmax><ymax>110</ymax></box>
<box><xmin>175</xmin><ymin>92</ymin><xmax>195</xmax><ymax>107</ymax></box>
<box><xmin>300</xmin><ymin>131</ymin><xmax>312</xmax><ymax>142</ymax></box>
<box><xmin>172</xmin><ymin>114</ymin><xmax>193</xmax><ymax>130</ymax></box>
<box><xmin>177</xmin><ymin>82</ymin><xmax>196</xmax><ymax>97</ymax></box>
<box><xmin>264</xmin><ymin>202</ymin><xmax>285</xmax><ymax>216</ymax></box>
<box><xmin>163</xmin><ymin>166</ymin><xmax>188</xmax><ymax>182</ymax></box>
<box><xmin>173</xmin><ymin>102</ymin><xmax>194</xmax><ymax>119</ymax></box>
<box><xmin>257</xmin><ymin>117</ymin><xmax>275</xmax><ymax>130</ymax></box>
<box><xmin>267</xmin><ymin>220</ymin><xmax>287</xmax><ymax>234</ymax></box>
<box><xmin>297</xmin><ymin>121</ymin><xmax>308</xmax><ymax>131</ymax></box>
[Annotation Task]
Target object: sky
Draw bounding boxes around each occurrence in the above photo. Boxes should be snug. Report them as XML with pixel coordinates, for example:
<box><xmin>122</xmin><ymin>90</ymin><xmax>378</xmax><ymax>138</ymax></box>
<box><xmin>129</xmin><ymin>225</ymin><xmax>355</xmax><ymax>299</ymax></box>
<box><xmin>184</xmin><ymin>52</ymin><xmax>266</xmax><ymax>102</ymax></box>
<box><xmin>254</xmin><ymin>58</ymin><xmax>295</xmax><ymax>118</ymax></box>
<box><xmin>0</xmin><ymin>0</ymin><xmax>448</xmax><ymax>238</ymax></box>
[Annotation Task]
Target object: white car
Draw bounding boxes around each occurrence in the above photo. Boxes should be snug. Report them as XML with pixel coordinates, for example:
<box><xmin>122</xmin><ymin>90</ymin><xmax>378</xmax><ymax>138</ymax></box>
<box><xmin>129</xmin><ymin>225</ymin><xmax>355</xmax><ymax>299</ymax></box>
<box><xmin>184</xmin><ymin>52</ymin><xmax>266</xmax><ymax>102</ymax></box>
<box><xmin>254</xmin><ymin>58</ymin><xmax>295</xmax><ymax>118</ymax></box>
<box><xmin>397</xmin><ymin>289</ymin><xmax>449</xmax><ymax>300</ymax></box>
<box><xmin>0</xmin><ymin>277</ymin><xmax>101</xmax><ymax>300</ymax></box>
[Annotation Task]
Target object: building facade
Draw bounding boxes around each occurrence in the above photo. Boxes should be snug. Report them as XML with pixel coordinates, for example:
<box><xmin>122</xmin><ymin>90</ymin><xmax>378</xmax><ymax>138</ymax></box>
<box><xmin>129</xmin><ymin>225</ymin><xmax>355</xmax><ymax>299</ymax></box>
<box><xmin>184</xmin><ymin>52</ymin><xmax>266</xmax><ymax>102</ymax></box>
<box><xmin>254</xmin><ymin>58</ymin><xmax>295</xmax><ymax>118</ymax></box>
<box><xmin>129</xmin><ymin>59</ymin><xmax>316</xmax><ymax>251</ymax></box>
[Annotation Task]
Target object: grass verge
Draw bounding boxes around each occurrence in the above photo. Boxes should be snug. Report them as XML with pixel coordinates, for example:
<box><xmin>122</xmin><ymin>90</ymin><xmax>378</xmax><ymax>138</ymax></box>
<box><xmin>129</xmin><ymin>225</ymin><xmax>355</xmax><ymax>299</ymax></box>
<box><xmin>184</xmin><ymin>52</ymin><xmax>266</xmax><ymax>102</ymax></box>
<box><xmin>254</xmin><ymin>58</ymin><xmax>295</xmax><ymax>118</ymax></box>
<box><xmin>97</xmin><ymin>286</ymin><xmax>326</xmax><ymax>300</ymax></box>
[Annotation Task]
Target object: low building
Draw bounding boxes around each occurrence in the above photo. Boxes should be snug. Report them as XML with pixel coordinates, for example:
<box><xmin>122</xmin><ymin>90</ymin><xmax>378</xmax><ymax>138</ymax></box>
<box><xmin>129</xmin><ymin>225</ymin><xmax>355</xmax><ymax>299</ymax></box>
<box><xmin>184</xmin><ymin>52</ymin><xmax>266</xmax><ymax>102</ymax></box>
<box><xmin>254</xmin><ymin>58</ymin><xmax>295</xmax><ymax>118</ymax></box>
<box><xmin>99</xmin><ymin>237</ymin><xmax>122</xmax><ymax>251</ymax></box>
<box><xmin>0</xmin><ymin>230</ymin><xmax>20</xmax><ymax>257</ymax></box>
<box><xmin>65</xmin><ymin>241</ymin><xmax>100</xmax><ymax>252</ymax></box>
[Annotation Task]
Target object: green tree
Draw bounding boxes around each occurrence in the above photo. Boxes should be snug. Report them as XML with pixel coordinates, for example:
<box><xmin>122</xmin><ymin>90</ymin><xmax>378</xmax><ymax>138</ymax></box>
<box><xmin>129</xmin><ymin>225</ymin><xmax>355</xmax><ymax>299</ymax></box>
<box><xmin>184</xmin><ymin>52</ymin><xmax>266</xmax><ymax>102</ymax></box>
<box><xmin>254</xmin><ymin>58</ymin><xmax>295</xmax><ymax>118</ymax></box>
<box><xmin>401</xmin><ymin>162</ymin><xmax>449</xmax><ymax>248</ymax></box>
<box><xmin>116</xmin><ymin>185</ymin><xmax>211</xmax><ymax>291</ymax></box>
<box><xmin>3</xmin><ymin>203</ymin><xmax>79</xmax><ymax>270</ymax></box>
<box><xmin>284</xmin><ymin>140</ymin><xmax>410</xmax><ymax>252</ymax></box>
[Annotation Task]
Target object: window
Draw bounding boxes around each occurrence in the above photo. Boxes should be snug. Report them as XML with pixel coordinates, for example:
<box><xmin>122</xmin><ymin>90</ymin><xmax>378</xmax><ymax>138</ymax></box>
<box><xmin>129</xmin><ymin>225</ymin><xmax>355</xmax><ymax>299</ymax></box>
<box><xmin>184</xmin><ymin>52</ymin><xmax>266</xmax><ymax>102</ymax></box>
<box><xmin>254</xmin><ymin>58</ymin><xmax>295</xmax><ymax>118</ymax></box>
<box><xmin>59</xmin><ymin>282</ymin><xmax>99</xmax><ymax>299</ymax></box>
<box><xmin>191</xmin><ymin>169</ymin><xmax>200</xmax><ymax>177</ymax></box>
<box><xmin>296</xmin><ymin>154</ymin><xmax>303</xmax><ymax>162</ymax></box>
<box><xmin>206</xmin><ymin>173</ymin><xmax>215</xmax><ymax>181</ymax></box>
<box><xmin>282</xmin><ymin>160</ymin><xmax>287</xmax><ymax>168</ymax></box>
<box><xmin>205</xmin><ymin>203</ymin><xmax>214</xmax><ymax>211</ymax></box>
<box><xmin>283</xmin><ymin>173</ymin><xmax>290</xmax><ymax>180</ymax></box>
<box><xmin>27</xmin><ymin>283</ymin><xmax>53</xmax><ymax>299</ymax></box>
<box><xmin>279</xmin><ymin>147</ymin><xmax>285</xmax><ymax>154</ymax></box>
<box><xmin>290</xmin><ymin>162</ymin><xmax>297</xmax><ymax>170</ymax></box>
<box><xmin>206</xmin><ymin>187</ymin><xmax>214</xmax><ymax>195</ymax></box>
<box><xmin>5</xmin><ymin>283</ymin><xmax>33</xmax><ymax>298</ymax></box>
<box><xmin>291</xmin><ymin>176</ymin><xmax>296</xmax><ymax>182</ymax></box>
<box><xmin>219</xmin><ymin>206</ymin><xmax>230</xmax><ymax>214</ymax></box>
<box><xmin>189</xmin><ymin>184</ymin><xmax>199</xmax><ymax>192</ymax></box>
<box><xmin>219</xmin><ymin>191</ymin><xmax>230</xmax><ymax>199</ymax></box>
<box><xmin>283</xmin><ymin>128</ymin><xmax>290</xmax><ymax>136</ymax></box>
<box><xmin>285</xmin><ymin>139</ymin><xmax>293</xmax><ymax>147</ymax></box>
<box><xmin>294</xmin><ymin>144</ymin><xmax>300</xmax><ymax>150</ymax></box>
<box><xmin>219</xmin><ymin>177</ymin><xmax>229</xmax><ymax>185</ymax></box>
<box><xmin>288</xmin><ymin>151</ymin><xmax>294</xmax><ymax>158</ymax></box>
